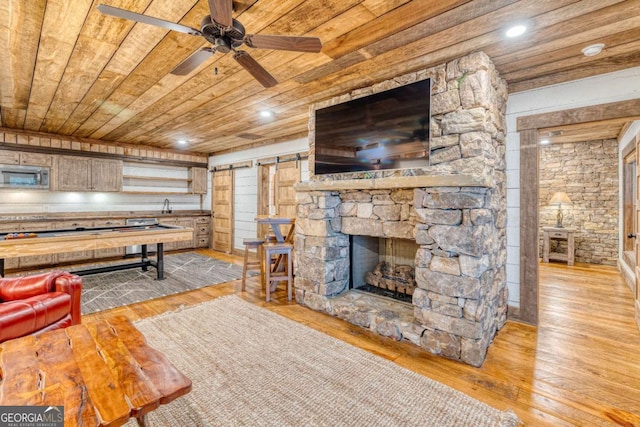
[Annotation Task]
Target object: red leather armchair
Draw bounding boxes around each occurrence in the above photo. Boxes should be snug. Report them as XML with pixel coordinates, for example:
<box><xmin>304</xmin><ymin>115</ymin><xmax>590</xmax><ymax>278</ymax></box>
<box><xmin>0</xmin><ymin>271</ymin><xmax>82</xmax><ymax>343</ymax></box>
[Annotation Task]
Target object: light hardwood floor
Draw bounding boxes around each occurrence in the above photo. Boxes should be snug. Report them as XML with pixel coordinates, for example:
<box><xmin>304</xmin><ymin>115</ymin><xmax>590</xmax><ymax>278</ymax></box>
<box><xmin>85</xmin><ymin>250</ymin><xmax>640</xmax><ymax>426</ymax></box>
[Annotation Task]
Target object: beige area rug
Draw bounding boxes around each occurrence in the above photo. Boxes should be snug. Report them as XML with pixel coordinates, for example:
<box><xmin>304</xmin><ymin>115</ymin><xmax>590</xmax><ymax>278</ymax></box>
<box><xmin>126</xmin><ymin>295</ymin><xmax>519</xmax><ymax>427</ymax></box>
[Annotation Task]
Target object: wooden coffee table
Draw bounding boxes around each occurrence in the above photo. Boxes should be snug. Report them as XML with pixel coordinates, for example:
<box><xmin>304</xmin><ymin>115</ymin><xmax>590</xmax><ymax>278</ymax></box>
<box><xmin>0</xmin><ymin>316</ymin><xmax>191</xmax><ymax>427</ymax></box>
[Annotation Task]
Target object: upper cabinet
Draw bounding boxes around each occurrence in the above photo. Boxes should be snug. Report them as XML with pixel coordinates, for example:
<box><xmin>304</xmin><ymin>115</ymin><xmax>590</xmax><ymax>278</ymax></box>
<box><xmin>1</xmin><ymin>148</ymin><xmax>207</xmax><ymax>195</ymax></box>
<box><xmin>0</xmin><ymin>150</ymin><xmax>19</xmax><ymax>164</ymax></box>
<box><xmin>58</xmin><ymin>156</ymin><xmax>122</xmax><ymax>192</ymax></box>
<box><xmin>190</xmin><ymin>167</ymin><xmax>208</xmax><ymax>194</ymax></box>
<box><xmin>20</xmin><ymin>152</ymin><xmax>54</xmax><ymax>167</ymax></box>
<box><xmin>57</xmin><ymin>156</ymin><xmax>90</xmax><ymax>190</ymax></box>
<box><xmin>92</xmin><ymin>158</ymin><xmax>123</xmax><ymax>192</ymax></box>
<box><xmin>0</xmin><ymin>150</ymin><xmax>53</xmax><ymax>167</ymax></box>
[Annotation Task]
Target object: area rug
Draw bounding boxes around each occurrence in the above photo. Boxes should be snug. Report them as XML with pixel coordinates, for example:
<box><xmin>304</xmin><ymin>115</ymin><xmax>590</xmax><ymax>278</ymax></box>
<box><xmin>80</xmin><ymin>252</ymin><xmax>246</xmax><ymax>314</ymax></box>
<box><xmin>125</xmin><ymin>295</ymin><xmax>519</xmax><ymax>427</ymax></box>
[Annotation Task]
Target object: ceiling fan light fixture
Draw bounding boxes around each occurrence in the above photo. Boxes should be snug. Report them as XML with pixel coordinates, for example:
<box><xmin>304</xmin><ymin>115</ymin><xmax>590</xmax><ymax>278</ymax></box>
<box><xmin>97</xmin><ymin>1</ymin><xmax>322</xmax><ymax>88</ymax></box>
<box><xmin>505</xmin><ymin>24</ymin><xmax>527</xmax><ymax>38</ymax></box>
<box><xmin>581</xmin><ymin>43</ymin><xmax>605</xmax><ymax>57</ymax></box>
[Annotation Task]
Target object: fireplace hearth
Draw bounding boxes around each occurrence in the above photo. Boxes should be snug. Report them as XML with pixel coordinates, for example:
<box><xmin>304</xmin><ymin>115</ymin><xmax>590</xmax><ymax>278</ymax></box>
<box><xmin>359</xmin><ymin>282</ymin><xmax>413</xmax><ymax>304</ymax></box>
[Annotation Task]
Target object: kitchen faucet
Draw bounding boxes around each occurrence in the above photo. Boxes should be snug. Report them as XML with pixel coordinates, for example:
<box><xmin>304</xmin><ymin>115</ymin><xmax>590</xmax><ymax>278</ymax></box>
<box><xmin>162</xmin><ymin>198</ymin><xmax>171</xmax><ymax>214</ymax></box>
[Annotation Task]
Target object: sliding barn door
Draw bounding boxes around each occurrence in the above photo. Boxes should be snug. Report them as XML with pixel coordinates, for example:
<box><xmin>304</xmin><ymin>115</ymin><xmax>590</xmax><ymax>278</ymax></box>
<box><xmin>274</xmin><ymin>160</ymin><xmax>300</xmax><ymax>238</ymax></box>
<box><xmin>212</xmin><ymin>170</ymin><xmax>234</xmax><ymax>253</ymax></box>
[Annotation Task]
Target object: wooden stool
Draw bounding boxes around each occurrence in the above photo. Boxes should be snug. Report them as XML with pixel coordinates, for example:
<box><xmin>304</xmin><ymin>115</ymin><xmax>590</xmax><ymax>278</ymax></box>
<box><xmin>264</xmin><ymin>233</ymin><xmax>278</xmax><ymax>244</ymax></box>
<box><xmin>263</xmin><ymin>243</ymin><xmax>293</xmax><ymax>302</ymax></box>
<box><xmin>241</xmin><ymin>238</ymin><xmax>264</xmax><ymax>291</ymax></box>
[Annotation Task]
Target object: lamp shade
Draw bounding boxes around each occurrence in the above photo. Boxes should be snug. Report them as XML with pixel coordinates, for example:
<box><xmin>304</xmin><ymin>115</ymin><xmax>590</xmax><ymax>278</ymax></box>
<box><xmin>549</xmin><ymin>191</ymin><xmax>571</xmax><ymax>205</ymax></box>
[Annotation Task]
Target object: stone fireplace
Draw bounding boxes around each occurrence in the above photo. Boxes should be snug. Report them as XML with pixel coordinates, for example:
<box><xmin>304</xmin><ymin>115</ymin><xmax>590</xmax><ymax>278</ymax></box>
<box><xmin>293</xmin><ymin>52</ymin><xmax>508</xmax><ymax>367</ymax></box>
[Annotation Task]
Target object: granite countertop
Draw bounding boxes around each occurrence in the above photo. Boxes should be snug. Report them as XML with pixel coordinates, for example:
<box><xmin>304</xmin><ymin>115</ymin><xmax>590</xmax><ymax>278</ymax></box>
<box><xmin>0</xmin><ymin>210</ymin><xmax>211</xmax><ymax>222</ymax></box>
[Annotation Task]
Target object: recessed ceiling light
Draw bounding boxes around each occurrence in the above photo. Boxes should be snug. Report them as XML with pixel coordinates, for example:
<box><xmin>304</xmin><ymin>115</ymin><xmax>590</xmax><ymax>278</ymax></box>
<box><xmin>581</xmin><ymin>43</ymin><xmax>605</xmax><ymax>57</ymax></box>
<box><xmin>505</xmin><ymin>25</ymin><xmax>527</xmax><ymax>38</ymax></box>
<box><xmin>177</xmin><ymin>140</ymin><xmax>187</xmax><ymax>145</ymax></box>
<box><xmin>259</xmin><ymin>110</ymin><xmax>273</xmax><ymax>118</ymax></box>
<box><xmin>539</xmin><ymin>139</ymin><xmax>551</xmax><ymax>145</ymax></box>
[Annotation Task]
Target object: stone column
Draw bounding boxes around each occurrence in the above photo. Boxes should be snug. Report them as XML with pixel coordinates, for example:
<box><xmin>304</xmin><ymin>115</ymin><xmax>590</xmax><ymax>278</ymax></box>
<box><xmin>413</xmin><ymin>186</ymin><xmax>501</xmax><ymax>366</ymax></box>
<box><xmin>294</xmin><ymin>191</ymin><xmax>349</xmax><ymax>310</ymax></box>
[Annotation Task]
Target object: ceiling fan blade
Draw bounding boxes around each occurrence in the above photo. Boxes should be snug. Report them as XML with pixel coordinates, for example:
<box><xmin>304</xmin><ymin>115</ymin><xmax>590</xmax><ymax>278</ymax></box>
<box><xmin>97</xmin><ymin>4</ymin><xmax>201</xmax><ymax>36</ymax></box>
<box><xmin>208</xmin><ymin>0</ymin><xmax>233</xmax><ymax>28</ymax></box>
<box><xmin>245</xmin><ymin>34</ymin><xmax>322</xmax><ymax>53</ymax></box>
<box><xmin>171</xmin><ymin>48</ymin><xmax>215</xmax><ymax>76</ymax></box>
<box><xmin>233</xmin><ymin>51</ymin><xmax>277</xmax><ymax>88</ymax></box>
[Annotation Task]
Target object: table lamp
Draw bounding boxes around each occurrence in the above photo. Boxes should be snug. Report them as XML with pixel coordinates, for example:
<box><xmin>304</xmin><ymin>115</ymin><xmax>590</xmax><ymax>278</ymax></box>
<box><xmin>549</xmin><ymin>191</ymin><xmax>572</xmax><ymax>228</ymax></box>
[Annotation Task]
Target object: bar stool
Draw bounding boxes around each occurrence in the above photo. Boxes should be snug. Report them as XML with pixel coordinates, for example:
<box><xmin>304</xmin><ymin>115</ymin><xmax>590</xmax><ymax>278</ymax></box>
<box><xmin>263</xmin><ymin>242</ymin><xmax>293</xmax><ymax>302</ymax></box>
<box><xmin>241</xmin><ymin>238</ymin><xmax>264</xmax><ymax>291</ymax></box>
<box><xmin>264</xmin><ymin>233</ymin><xmax>278</xmax><ymax>244</ymax></box>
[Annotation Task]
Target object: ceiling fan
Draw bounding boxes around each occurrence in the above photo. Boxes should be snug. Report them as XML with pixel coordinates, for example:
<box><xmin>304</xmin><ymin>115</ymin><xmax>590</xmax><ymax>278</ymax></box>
<box><xmin>97</xmin><ymin>1</ymin><xmax>323</xmax><ymax>88</ymax></box>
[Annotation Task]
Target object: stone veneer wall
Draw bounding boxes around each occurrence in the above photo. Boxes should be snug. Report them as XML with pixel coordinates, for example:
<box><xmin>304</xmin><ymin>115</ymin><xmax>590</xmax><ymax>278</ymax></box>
<box><xmin>539</xmin><ymin>139</ymin><xmax>619</xmax><ymax>265</ymax></box>
<box><xmin>294</xmin><ymin>52</ymin><xmax>508</xmax><ymax>367</ymax></box>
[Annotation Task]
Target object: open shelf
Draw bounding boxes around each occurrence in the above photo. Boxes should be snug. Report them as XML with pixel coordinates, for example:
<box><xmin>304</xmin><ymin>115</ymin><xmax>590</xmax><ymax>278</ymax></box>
<box><xmin>123</xmin><ymin>175</ymin><xmax>193</xmax><ymax>182</ymax></box>
<box><xmin>120</xmin><ymin>191</ymin><xmax>193</xmax><ymax>195</ymax></box>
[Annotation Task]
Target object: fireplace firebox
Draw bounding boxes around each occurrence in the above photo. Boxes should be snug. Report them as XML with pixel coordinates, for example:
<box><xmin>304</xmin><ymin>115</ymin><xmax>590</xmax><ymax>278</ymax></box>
<box><xmin>351</xmin><ymin>236</ymin><xmax>418</xmax><ymax>304</ymax></box>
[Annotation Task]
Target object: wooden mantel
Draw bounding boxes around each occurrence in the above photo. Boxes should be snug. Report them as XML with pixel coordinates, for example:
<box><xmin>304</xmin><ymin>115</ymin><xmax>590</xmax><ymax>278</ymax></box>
<box><xmin>294</xmin><ymin>174</ymin><xmax>492</xmax><ymax>192</ymax></box>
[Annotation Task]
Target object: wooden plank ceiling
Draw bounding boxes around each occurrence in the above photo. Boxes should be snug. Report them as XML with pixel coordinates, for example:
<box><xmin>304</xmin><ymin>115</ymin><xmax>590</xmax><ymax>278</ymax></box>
<box><xmin>1</xmin><ymin>0</ymin><xmax>639</xmax><ymax>155</ymax></box>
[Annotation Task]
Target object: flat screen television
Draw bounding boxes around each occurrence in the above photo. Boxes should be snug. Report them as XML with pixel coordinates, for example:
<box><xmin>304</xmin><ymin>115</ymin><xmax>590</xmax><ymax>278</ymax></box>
<box><xmin>313</xmin><ymin>78</ymin><xmax>431</xmax><ymax>175</ymax></box>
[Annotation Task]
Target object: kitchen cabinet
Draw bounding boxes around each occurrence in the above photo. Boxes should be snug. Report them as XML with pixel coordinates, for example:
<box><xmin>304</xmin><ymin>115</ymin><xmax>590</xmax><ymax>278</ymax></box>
<box><xmin>92</xmin><ymin>158</ymin><xmax>123</xmax><ymax>191</ymax></box>
<box><xmin>0</xmin><ymin>150</ymin><xmax>19</xmax><ymax>164</ymax></box>
<box><xmin>0</xmin><ymin>150</ymin><xmax>53</xmax><ymax>167</ymax></box>
<box><xmin>57</xmin><ymin>156</ymin><xmax>91</xmax><ymax>191</ymax></box>
<box><xmin>194</xmin><ymin>216</ymin><xmax>211</xmax><ymax>248</ymax></box>
<box><xmin>58</xmin><ymin>156</ymin><xmax>122</xmax><ymax>191</ymax></box>
<box><xmin>20</xmin><ymin>152</ymin><xmax>54</xmax><ymax>167</ymax></box>
<box><xmin>189</xmin><ymin>167</ymin><xmax>208</xmax><ymax>194</ymax></box>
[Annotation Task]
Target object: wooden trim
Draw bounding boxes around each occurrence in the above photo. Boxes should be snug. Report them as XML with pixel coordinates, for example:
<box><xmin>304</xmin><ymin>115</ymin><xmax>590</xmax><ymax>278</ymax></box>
<box><xmin>0</xmin><ymin>127</ymin><xmax>208</xmax><ymax>162</ymax></box>
<box><xmin>517</xmin><ymin>99</ymin><xmax>640</xmax><ymax>131</ymax></box>
<box><xmin>519</xmin><ymin>129</ymin><xmax>539</xmax><ymax>325</ymax></box>
<box><xmin>622</xmin><ymin>134</ymin><xmax>637</xmax><ymax>160</ymax></box>
<box><xmin>506</xmin><ymin>304</ymin><xmax>521</xmax><ymax>321</ymax></box>
<box><xmin>257</xmin><ymin>163</ymin><xmax>271</xmax><ymax>239</ymax></box>
<box><xmin>517</xmin><ymin>99</ymin><xmax>640</xmax><ymax>325</ymax></box>
<box><xmin>623</xmin><ymin>157</ymin><xmax>636</xmax><ymax>253</ymax></box>
<box><xmin>0</xmin><ymin>143</ymin><xmax>208</xmax><ymax>168</ymax></box>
